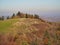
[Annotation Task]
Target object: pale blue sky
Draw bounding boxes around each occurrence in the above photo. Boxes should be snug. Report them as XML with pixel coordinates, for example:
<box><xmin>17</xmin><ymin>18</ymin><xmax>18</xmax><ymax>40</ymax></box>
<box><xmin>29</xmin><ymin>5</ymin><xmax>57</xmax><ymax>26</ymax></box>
<box><xmin>0</xmin><ymin>0</ymin><xmax>60</xmax><ymax>12</ymax></box>
<box><xmin>0</xmin><ymin>0</ymin><xmax>60</xmax><ymax>22</ymax></box>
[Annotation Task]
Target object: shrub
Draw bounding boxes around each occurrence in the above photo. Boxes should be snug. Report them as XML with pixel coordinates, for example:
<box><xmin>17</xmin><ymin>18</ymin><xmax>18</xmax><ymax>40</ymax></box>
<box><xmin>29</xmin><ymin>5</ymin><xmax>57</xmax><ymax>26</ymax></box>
<box><xmin>1</xmin><ymin>16</ymin><xmax>4</xmax><ymax>20</ymax></box>
<box><xmin>30</xmin><ymin>38</ymin><xmax>38</xmax><ymax>45</ymax></box>
<box><xmin>7</xmin><ymin>16</ymin><xmax>9</xmax><ymax>19</ymax></box>
<box><xmin>39</xmin><ymin>18</ymin><xmax>45</xmax><ymax>22</ymax></box>
<box><xmin>11</xmin><ymin>13</ymin><xmax>15</xmax><ymax>18</ymax></box>
<box><xmin>56</xmin><ymin>27</ymin><xmax>60</xmax><ymax>30</ymax></box>
<box><xmin>22</xmin><ymin>41</ymin><xmax>29</xmax><ymax>45</ymax></box>
<box><xmin>26</xmin><ymin>14</ymin><xmax>28</xmax><ymax>18</ymax></box>
<box><xmin>43</xmin><ymin>30</ymin><xmax>51</xmax><ymax>45</ymax></box>
<box><xmin>34</xmin><ymin>14</ymin><xmax>39</xmax><ymax>19</ymax></box>
<box><xmin>17</xmin><ymin>11</ymin><xmax>21</xmax><ymax>16</ymax></box>
<box><xmin>0</xmin><ymin>17</ymin><xmax>2</xmax><ymax>20</ymax></box>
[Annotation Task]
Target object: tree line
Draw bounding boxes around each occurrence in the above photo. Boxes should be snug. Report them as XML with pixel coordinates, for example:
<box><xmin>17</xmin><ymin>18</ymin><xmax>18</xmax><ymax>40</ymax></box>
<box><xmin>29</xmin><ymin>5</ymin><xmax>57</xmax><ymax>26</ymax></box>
<box><xmin>0</xmin><ymin>16</ymin><xmax>9</xmax><ymax>20</ymax></box>
<box><xmin>11</xmin><ymin>11</ymin><xmax>39</xmax><ymax>19</ymax></box>
<box><xmin>0</xmin><ymin>11</ymin><xmax>45</xmax><ymax>22</ymax></box>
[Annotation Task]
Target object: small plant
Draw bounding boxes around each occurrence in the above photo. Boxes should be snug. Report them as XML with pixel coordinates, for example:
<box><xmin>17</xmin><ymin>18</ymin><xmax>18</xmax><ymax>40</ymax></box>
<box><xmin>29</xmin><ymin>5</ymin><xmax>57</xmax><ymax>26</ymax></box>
<box><xmin>53</xmin><ymin>32</ymin><xmax>60</xmax><ymax>45</ymax></box>
<box><xmin>48</xmin><ymin>22</ymin><xmax>52</xmax><ymax>25</ymax></box>
<box><xmin>43</xmin><ymin>30</ymin><xmax>51</xmax><ymax>45</ymax></box>
<box><xmin>30</xmin><ymin>38</ymin><xmax>38</xmax><ymax>45</ymax></box>
<box><xmin>56</xmin><ymin>27</ymin><xmax>60</xmax><ymax>31</ymax></box>
<box><xmin>22</xmin><ymin>41</ymin><xmax>29</xmax><ymax>45</ymax></box>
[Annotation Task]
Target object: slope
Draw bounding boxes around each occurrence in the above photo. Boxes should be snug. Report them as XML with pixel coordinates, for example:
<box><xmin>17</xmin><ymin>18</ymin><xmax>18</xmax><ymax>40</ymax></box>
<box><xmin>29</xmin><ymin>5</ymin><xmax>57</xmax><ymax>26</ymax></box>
<box><xmin>0</xmin><ymin>18</ymin><xmax>60</xmax><ymax>45</ymax></box>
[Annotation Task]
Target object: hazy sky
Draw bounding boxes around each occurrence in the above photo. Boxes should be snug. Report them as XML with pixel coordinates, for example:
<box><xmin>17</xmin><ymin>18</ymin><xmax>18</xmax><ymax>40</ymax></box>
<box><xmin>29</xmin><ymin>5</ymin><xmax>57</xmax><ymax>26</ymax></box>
<box><xmin>0</xmin><ymin>0</ymin><xmax>60</xmax><ymax>22</ymax></box>
<box><xmin>0</xmin><ymin>0</ymin><xmax>60</xmax><ymax>12</ymax></box>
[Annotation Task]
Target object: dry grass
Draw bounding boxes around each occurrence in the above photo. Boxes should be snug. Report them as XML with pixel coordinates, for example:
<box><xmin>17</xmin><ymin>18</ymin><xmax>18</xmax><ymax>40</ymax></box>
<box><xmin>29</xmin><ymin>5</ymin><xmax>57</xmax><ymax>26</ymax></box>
<box><xmin>0</xmin><ymin>18</ymin><xmax>60</xmax><ymax>45</ymax></box>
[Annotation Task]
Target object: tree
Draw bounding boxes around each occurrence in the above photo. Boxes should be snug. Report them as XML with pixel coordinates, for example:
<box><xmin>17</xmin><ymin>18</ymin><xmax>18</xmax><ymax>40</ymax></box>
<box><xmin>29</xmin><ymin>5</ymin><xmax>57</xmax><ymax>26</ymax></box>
<box><xmin>26</xmin><ymin>14</ymin><xmax>28</xmax><ymax>18</ymax></box>
<box><xmin>11</xmin><ymin>13</ymin><xmax>15</xmax><ymax>18</ymax></box>
<box><xmin>30</xmin><ymin>15</ymin><xmax>34</xmax><ymax>18</ymax></box>
<box><xmin>0</xmin><ymin>17</ymin><xmax>2</xmax><ymax>20</ymax></box>
<box><xmin>7</xmin><ymin>16</ymin><xmax>9</xmax><ymax>19</ymax></box>
<box><xmin>17</xmin><ymin>11</ymin><xmax>21</xmax><ymax>16</ymax></box>
<box><xmin>1</xmin><ymin>16</ymin><xmax>4</xmax><ymax>20</ymax></box>
<box><xmin>34</xmin><ymin>14</ymin><xmax>39</xmax><ymax>19</ymax></box>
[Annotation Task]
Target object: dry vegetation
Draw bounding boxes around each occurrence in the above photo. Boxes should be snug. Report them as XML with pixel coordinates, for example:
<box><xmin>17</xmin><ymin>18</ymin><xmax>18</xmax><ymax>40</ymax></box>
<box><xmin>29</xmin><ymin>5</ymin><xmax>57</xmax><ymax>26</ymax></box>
<box><xmin>0</xmin><ymin>18</ymin><xmax>60</xmax><ymax>45</ymax></box>
<box><xmin>0</xmin><ymin>12</ymin><xmax>60</xmax><ymax>45</ymax></box>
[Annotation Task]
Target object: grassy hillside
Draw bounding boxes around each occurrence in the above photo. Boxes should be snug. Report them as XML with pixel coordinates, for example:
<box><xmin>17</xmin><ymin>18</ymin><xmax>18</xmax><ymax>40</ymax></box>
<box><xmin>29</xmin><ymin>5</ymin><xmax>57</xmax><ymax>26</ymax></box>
<box><xmin>0</xmin><ymin>18</ymin><xmax>60</xmax><ymax>45</ymax></box>
<box><xmin>0</xmin><ymin>19</ymin><xmax>20</xmax><ymax>33</ymax></box>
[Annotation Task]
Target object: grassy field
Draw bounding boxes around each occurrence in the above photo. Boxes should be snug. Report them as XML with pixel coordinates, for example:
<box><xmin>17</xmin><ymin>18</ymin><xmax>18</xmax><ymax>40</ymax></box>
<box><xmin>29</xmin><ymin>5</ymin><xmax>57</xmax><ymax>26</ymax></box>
<box><xmin>0</xmin><ymin>19</ymin><xmax>20</xmax><ymax>33</ymax></box>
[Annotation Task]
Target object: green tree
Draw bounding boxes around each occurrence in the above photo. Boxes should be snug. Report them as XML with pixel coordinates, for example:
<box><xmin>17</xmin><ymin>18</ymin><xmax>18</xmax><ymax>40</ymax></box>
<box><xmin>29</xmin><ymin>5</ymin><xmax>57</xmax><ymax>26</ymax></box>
<box><xmin>1</xmin><ymin>16</ymin><xmax>4</xmax><ymax>20</ymax></box>
<box><xmin>7</xmin><ymin>16</ymin><xmax>9</xmax><ymax>19</ymax></box>
<box><xmin>26</xmin><ymin>14</ymin><xmax>28</xmax><ymax>18</ymax></box>
<box><xmin>34</xmin><ymin>14</ymin><xmax>39</xmax><ymax>19</ymax></box>
<box><xmin>17</xmin><ymin>11</ymin><xmax>21</xmax><ymax>16</ymax></box>
<box><xmin>11</xmin><ymin>13</ymin><xmax>15</xmax><ymax>18</ymax></box>
<box><xmin>0</xmin><ymin>17</ymin><xmax>2</xmax><ymax>20</ymax></box>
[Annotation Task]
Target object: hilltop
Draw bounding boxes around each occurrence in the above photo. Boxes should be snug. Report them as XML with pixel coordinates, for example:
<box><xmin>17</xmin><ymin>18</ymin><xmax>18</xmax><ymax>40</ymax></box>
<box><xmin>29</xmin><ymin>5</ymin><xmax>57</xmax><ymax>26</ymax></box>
<box><xmin>0</xmin><ymin>18</ymin><xmax>60</xmax><ymax>45</ymax></box>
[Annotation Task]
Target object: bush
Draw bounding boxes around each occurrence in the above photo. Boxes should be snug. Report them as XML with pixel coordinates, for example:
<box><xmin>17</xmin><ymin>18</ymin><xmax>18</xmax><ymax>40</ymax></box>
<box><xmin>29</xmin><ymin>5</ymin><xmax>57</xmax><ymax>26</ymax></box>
<box><xmin>1</xmin><ymin>16</ymin><xmax>4</xmax><ymax>20</ymax></box>
<box><xmin>30</xmin><ymin>38</ymin><xmax>38</xmax><ymax>45</ymax></box>
<box><xmin>17</xmin><ymin>11</ymin><xmax>21</xmax><ymax>16</ymax></box>
<box><xmin>22</xmin><ymin>41</ymin><xmax>29</xmax><ymax>45</ymax></box>
<box><xmin>56</xmin><ymin>27</ymin><xmax>60</xmax><ymax>30</ymax></box>
<box><xmin>43</xmin><ymin>30</ymin><xmax>51</xmax><ymax>45</ymax></box>
<box><xmin>26</xmin><ymin>14</ymin><xmax>28</xmax><ymax>18</ymax></box>
<box><xmin>34</xmin><ymin>14</ymin><xmax>39</xmax><ymax>19</ymax></box>
<box><xmin>0</xmin><ymin>17</ymin><xmax>2</xmax><ymax>20</ymax></box>
<box><xmin>11</xmin><ymin>13</ymin><xmax>15</xmax><ymax>18</ymax></box>
<box><xmin>7</xmin><ymin>16</ymin><xmax>9</xmax><ymax>19</ymax></box>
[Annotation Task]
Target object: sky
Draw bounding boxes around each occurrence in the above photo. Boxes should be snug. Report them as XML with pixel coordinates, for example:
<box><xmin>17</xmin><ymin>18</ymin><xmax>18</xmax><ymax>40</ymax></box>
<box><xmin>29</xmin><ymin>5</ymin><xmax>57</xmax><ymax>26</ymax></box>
<box><xmin>0</xmin><ymin>0</ymin><xmax>60</xmax><ymax>12</ymax></box>
<box><xmin>0</xmin><ymin>0</ymin><xmax>60</xmax><ymax>22</ymax></box>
